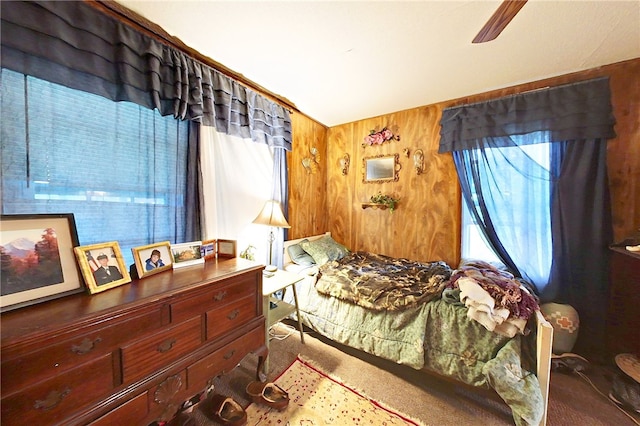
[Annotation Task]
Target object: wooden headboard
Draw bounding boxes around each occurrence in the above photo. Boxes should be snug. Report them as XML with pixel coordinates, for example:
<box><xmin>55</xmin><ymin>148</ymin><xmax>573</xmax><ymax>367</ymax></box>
<box><xmin>283</xmin><ymin>232</ymin><xmax>331</xmax><ymax>265</ymax></box>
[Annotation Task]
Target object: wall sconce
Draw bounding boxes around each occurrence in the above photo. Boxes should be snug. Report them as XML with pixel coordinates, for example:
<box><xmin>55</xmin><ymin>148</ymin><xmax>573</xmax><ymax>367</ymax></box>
<box><xmin>339</xmin><ymin>153</ymin><xmax>350</xmax><ymax>175</ymax></box>
<box><xmin>302</xmin><ymin>146</ymin><xmax>320</xmax><ymax>174</ymax></box>
<box><xmin>413</xmin><ymin>149</ymin><xmax>424</xmax><ymax>175</ymax></box>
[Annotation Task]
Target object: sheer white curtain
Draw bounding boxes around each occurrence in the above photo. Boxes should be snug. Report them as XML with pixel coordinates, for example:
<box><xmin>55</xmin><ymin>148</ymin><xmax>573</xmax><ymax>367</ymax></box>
<box><xmin>200</xmin><ymin>126</ymin><xmax>274</xmax><ymax>263</ymax></box>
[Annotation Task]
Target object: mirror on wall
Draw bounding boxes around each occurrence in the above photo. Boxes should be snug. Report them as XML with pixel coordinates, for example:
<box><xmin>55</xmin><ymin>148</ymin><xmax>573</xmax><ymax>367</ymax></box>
<box><xmin>362</xmin><ymin>154</ymin><xmax>400</xmax><ymax>183</ymax></box>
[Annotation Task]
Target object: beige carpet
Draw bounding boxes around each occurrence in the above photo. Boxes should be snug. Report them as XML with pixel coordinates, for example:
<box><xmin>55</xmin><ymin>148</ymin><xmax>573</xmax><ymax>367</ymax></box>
<box><xmin>245</xmin><ymin>355</ymin><xmax>422</xmax><ymax>425</ymax></box>
<box><xmin>185</xmin><ymin>322</ymin><xmax>639</xmax><ymax>426</ymax></box>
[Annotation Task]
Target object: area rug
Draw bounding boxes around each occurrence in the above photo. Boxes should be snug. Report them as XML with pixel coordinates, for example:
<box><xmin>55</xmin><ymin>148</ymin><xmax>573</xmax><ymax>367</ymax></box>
<box><xmin>245</xmin><ymin>355</ymin><xmax>424</xmax><ymax>425</ymax></box>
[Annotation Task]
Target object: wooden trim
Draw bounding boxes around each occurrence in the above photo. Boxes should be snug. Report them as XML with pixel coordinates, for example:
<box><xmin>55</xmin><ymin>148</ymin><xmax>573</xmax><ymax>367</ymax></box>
<box><xmin>535</xmin><ymin>310</ymin><xmax>553</xmax><ymax>426</ymax></box>
<box><xmin>85</xmin><ymin>0</ymin><xmax>299</xmax><ymax>114</ymax></box>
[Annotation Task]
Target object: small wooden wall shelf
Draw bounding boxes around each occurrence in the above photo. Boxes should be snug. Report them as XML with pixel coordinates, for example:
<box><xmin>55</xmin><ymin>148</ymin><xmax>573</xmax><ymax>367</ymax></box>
<box><xmin>361</xmin><ymin>203</ymin><xmax>390</xmax><ymax>210</ymax></box>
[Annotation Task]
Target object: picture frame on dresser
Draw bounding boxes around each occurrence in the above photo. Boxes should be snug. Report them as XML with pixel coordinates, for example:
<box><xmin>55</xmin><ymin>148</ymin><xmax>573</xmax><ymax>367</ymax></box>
<box><xmin>201</xmin><ymin>239</ymin><xmax>217</xmax><ymax>260</ymax></box>
<box><xmin>170</xmin><ymin>241</ymin><xmax>204</xmax><ymax>268</ymax></box>
<box><xmin>74</xmin><ymin>241</ymin><xmax>131</xmax><ymax>293</ymax></box>
<box><xmin>132</xmin><ymin>241</ymin><xmax>173</xmax><ymax>278</ymax></box>
<box><xmin>0</xmin><ymin>213</ymin><xmax>84</xmax><ymax>312</ymax></box>
<box><xmin>217</xmin><ymin>239</ymin><xmax>237</xmax><ymax>258</ymax></box>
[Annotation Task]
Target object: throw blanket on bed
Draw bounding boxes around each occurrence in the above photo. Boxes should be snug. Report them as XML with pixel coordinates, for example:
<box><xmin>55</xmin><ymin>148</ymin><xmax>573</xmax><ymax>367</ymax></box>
<box><xmin>314</xmin><ymin>251</ymin><xmax>452</xmax><ymax>311</ymax></box>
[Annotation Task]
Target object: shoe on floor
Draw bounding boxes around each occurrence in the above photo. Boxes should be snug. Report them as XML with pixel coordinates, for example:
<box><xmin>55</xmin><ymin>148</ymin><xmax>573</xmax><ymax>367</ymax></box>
<box><xmin>246</xmin><ymin>381</ymin><xmax>289</xmax><ymax>411</ymax></box>
<box><xmin>206</xmin><ymin>394</ymin><xmax>247</xmax><ymax>426</ymax></box>
<box><xmin>610</xmin><ymin>372</ymin><xmax>640</xmax><ymax>414</ymax></box>
<box><xmin>551</xmin><ymin>352</ymin><xmax>589</xmax><ymax>373</ymax></box>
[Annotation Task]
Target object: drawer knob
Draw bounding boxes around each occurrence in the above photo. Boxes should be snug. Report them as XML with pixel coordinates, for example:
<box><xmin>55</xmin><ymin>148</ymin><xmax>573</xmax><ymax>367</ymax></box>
<box><xmin>227</xmin><ymin>309</ymin><xmax>240</xmax><ymax>320</ymax></box>
<box><xmin>71</xmin><ymin>337</ymin><xmax>102</xmax><ymax>355</ymax></box>
<box><xmin>223</xmin><ymin>349</ymin><xmax>236</xmax><ymax>360</ymax></box>
<box><xmin>214</xmin><ymin>291</ymin><xmax>227</xmax><ymax>301</ymax></box>
<box><xmin>34</xmin><ymin>387</ymin><xmax>71</xmax><ymax>411</ymax></box>
<box><xmin>157</xmin><ymin>338</ymin><xmax>177</xmax><ymax>353</ymax></box>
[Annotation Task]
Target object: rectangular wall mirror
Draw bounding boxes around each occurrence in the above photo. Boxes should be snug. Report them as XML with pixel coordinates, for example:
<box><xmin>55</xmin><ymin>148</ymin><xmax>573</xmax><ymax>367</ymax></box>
<box><xmin>362</xmin><ymin>154</ymin><xmax>400</xmax><ymax>183</ymax></box>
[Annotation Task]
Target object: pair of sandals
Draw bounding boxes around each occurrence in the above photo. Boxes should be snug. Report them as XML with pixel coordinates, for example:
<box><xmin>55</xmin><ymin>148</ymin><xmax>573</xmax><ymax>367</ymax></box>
<box><xmin>207</xmin><ymin>394</ymin><xmax>247</xmax><ymax>426</ymax></box>
<box><xmin>246</xmin><ymin>381</ymin><xmax>290</xmax><ymax>411</ymax></box>
<box><xmin>205</xmin><ymin>382</ymin><xmax>289</xmax><ymax>426</ymax></box>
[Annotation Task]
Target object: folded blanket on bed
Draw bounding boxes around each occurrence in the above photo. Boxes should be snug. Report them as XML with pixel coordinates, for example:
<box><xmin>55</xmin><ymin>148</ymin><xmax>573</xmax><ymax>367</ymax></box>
<box><xmin>448</xmin><ymin>261</ymin><xmax>539</xmax><ymax>321</ymax></box>
<box><xmin>314</xmin><ymin>251</ymin><xmax>452</xmax><ymax>311</ymax></box>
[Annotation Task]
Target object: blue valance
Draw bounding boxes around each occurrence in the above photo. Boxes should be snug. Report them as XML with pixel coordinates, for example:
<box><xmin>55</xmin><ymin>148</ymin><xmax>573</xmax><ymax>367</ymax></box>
<box><xmin>0</xmin><ymin>1</ymin><xmax>292</xmax><ymax>150</ymax></box>
<box><xmin>439</xmin><ymin>77</ymin><xmax>616</xmax><ymax>153</ymax></box>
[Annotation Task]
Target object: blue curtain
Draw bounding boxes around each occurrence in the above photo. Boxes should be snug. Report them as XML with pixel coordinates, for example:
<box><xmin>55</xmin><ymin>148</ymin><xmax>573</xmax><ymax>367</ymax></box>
<box><xmin>440</xmin><ymin>77</ymin><xmax>616</xmax><ymax>359</ymax></box>
<box><xmin>270</xmin><ymin>148</ymin><xmax>290</xmax><ymax>267</ymax></box>
<box><xmin>453</xmin><ymin>134</ymin><xmax>553</xmax><ymax>289</ymax></box>
<box><xmin>1</xmin><ymin>69</ymin><xmax>197</xmax><ymax>266</ymax></box>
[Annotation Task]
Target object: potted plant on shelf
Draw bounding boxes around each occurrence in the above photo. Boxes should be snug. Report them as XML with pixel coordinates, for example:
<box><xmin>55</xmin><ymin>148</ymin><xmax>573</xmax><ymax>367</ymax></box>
<box><xmin>369</xmin><ymin>192</ymin><xmax>400</xmax><ymax>213</ymax></box>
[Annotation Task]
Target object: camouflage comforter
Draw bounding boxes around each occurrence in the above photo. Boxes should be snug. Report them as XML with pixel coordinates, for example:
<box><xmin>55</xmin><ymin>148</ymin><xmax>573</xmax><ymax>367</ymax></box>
<box><xmin>314</xmin><ymin>251</ymin><xmax>452</xmax><ymax>311</ymax></box>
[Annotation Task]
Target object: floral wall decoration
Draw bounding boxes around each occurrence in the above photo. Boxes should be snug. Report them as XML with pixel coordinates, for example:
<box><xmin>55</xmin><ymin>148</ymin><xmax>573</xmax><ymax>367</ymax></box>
<box><xmin>362</xmin><ymin>127</ymin><xmax>400</xmax><ymax>147</ymax></box>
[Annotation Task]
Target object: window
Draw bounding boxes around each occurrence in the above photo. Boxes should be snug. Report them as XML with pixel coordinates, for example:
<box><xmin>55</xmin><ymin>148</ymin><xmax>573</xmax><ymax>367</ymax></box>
<box><xmin>460</xmin><ymin>138</ymin><xmax>552</xmax><ymax>284</ymax></box>
<box><xmin>1</xmin><ymin>69</ymin><xmax>191</xmax><ymax>266</ymax></box>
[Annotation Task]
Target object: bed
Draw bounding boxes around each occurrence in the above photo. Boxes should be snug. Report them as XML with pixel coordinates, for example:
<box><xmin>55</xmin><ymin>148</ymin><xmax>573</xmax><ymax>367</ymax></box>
<box><xmin>281</xmin><ymin>232</ymin><xmax>553</xmax><ymax>426</ymax></box>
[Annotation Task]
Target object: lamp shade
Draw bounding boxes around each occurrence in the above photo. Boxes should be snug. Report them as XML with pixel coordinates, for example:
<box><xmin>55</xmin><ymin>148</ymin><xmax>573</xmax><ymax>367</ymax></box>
<box><xmin>252</xmin><ymin>200</ymin><xmax>291</xmax><ymax>228</ymax></box>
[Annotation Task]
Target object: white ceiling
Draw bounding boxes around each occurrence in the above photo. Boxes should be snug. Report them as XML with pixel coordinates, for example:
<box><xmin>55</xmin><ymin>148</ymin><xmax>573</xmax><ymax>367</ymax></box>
<box><xmin>117</xmin><ymin>0</ymin><xmax>640</xmax><ymax>127</ymax></box>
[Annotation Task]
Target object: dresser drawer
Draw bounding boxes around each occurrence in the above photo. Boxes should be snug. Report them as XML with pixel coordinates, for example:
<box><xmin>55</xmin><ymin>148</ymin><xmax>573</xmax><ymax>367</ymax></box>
<box><xmin>187</xmin><ymin>324</ymin><xmax>263</xmax><ymax>391</ymax></box>
<box><xmin>121</xmin><ymin>317</ymin><xmax>202</xmax><ymax>383</ymax></box>
<box><xmin>172</xmin><ymin>275</ymin><xmax>256</xmax><ymax>323</ymax></box>
<box><xmin>2</xmin><ymin>308</ymin><xmax>163</xmax><ymax>396</ymax></box>
<box><xmin>0</xmin><ymin>353</ymin><xmax>113</xmax><ymax>426</ymax></box>
<box><xmin>88</xmin><ymin>391</ymin><xmax>148</xmax><ymax>426</ymax></box>
<box><xmin>205</xmin><ymin>295</ymin><xmax>257</xmax><ymax>341</ymax></box>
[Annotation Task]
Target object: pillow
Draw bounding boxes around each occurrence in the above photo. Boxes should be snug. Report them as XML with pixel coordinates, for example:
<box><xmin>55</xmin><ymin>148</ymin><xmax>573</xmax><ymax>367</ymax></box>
<box><xmin>299</xmin><ymin>235</ymin><xmax>349</xmax><ymax>266</ymax></box>
<box><xmin>287</xmin><ymin>240</ymin><xmax>316</xmax><ymax>266</ymax></box>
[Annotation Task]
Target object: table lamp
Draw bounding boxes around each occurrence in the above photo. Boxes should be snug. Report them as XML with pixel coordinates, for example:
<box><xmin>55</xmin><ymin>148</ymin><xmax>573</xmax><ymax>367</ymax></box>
<box><xmin>252</xmin><ymin>200</ymin><xmax>291</xmax><ymax>268</ymax></box>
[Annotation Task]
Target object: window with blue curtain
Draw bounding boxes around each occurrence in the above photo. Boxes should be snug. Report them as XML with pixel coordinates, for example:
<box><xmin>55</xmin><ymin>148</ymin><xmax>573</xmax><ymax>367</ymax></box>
<box><xmin>460</xmin><ymin>134</ymin><xmax>553</xmax><ymax>289</ymax></box>
<box><xmin>1</xmin><ymin>69</ymin><xmax>191</xmax><ymax>266</ymax></box>
<box><xmin>440</xmin><ymin>77</ymin><xmax>617</xmax><ymax>358</ymax></box>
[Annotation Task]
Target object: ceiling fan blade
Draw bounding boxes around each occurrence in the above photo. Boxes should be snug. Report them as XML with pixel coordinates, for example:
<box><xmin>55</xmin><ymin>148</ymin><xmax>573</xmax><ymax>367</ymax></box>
<box><xmin>473</xmin><ymin>0</ymin><xmax>528</xmax><ymax>43</ymax></box>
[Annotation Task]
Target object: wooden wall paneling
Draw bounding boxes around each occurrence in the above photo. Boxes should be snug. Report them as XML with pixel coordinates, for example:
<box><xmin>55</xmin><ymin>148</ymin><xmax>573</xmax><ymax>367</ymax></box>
<box><xmin>288</xmin><ymin>114</ymin><xmax>327</xmax><ymax>240</ymax></box>
<box><xmin>410</xmin><ymin>105</ymin><xmax>460</xmax><ymax>267</ymax></box>
<box><xmin>326</xmin><ymin>125</ymin><xmax>353</xmax><ymax>249</ymax></box>
<box><xmin>324</xmin><ymin>109</ymin><xmax>460</xmax><ymax>266</ymax></box>
<box><xmin>606</xmin><ymin>59</ymin><xmax>639</xmax><ymax>241</ymax></box>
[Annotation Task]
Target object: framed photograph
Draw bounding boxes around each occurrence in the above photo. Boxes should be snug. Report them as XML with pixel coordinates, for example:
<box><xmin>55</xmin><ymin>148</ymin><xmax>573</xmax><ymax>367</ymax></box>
<box><xmin>217</xmin><ymin>239</ymin><xmax>237</xmax><ymax>258</ymax></box>
<box><xmin>1</xmin><ymin>213</ymin><xmax>84</xmax><ymax>312</ymax></box>
<box><xmin>171</xmin><ymin>241</ymin><xmax>204</xmax><ymax>268</ymax></box>
<box><xmin>74</xmin><ymin>241</ymin><xmax>131</xmax><ymax>294</ymax></box>
<box><xmin>201</xmin><ymin>239</ymin><xmax>217</xmax><ymax>261</ymax></box>
<box><xmin>132</xmin><ymin>241</ymin><xmax>172</xmax><ymax>279</ymax></box>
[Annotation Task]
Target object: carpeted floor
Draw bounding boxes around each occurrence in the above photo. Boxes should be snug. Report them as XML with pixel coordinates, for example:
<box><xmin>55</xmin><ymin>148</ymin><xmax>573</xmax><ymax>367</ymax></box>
<box><xmin>245</xmin><ymin>355</ymin><xmax>423</xmax><ymax>424</ymax></box>
<box><xmin>185</xmin><ymin>322</ymin><xmax>639</xmax><ymax>425</ymax></box>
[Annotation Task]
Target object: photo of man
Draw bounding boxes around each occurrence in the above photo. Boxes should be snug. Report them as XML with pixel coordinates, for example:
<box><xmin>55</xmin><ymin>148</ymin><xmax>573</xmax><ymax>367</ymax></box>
<box><xmin>93</xmin><ymin>252</ymin><xmax>123</xmax><ymax>285</ymax></box>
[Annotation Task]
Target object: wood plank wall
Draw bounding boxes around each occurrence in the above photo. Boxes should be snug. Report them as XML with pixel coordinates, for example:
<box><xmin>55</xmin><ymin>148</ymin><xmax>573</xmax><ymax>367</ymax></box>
<box><xmin>287</xmin><ymin>58</ymin><xmax>639</xmax><ymax>267</ymax></box>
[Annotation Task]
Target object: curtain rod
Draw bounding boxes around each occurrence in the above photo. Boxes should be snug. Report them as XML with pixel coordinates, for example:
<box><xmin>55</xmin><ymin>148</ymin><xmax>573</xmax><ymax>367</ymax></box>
<box><xmin>87</xmin><ymin>0</ymin><xmax>299</xmax><ymax>114</ymax></box>
<box><xmin>444</xmin><ymin>76</ymin><xmax>609</xmax><ymax>111</ymax></box>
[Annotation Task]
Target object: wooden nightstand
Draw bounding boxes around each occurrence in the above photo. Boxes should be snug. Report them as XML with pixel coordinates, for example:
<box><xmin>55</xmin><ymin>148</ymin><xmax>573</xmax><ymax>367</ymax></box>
<box><xmin>262</xmin><ymin>269</ymin><xmax>305</xmax><ymax>372</ymax></box>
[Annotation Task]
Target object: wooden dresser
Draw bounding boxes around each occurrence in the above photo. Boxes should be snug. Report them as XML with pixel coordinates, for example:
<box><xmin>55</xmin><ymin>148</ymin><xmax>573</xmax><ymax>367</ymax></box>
<box><xmin>0</xmin><ymin>258</ymin><xmax>266</xmax><ymax>426</ymax></box>
<box><xmin>607</xmin><ymin>247</ymin><xmax>640</xmax><ymax>357</ymax></box>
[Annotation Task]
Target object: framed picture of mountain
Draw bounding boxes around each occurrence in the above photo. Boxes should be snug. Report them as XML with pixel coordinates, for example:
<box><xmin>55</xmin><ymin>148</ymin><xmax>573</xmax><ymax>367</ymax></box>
<box><xmin>0</xmin><ymin>213</ymin><xmax>84</xmax><ymax>312</ymax></box>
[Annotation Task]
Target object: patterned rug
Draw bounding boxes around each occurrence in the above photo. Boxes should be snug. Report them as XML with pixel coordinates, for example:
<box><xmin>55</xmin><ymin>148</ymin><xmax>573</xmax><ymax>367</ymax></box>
<box><xmin>246</xmin><ymin>355</ymin><xmax>423</xmax><ymax>425</ymax></box>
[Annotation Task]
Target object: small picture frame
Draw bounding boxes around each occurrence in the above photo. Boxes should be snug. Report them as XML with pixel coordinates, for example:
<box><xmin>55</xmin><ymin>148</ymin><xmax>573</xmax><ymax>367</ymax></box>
<box><xmin>74</xmin><ymin>242</ymin><xmax>131</xmax><ymax>294</ymax></box>
<box><xmin>132</xmin><ymin>241</ymin><xmax>173</xmax><ymax>279</ymax></box>
<box><xmin>201</xmin><ymin>239</ymin><xmax>217</xmax><ymax>261</ymax></box>
<box><xmin>1</xmin><ymin>213</ymin><xmax>85</xmax><ymax>312</ymax></box>
<box><xmin>217</xmin><ymin>239</ymin><xmax>237</xmax><ymax>258</ymax></box>
<box><xmin>171</xmin><ymin>241</ymin><xmax>204</xmax><ymax>268</ymax></box>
